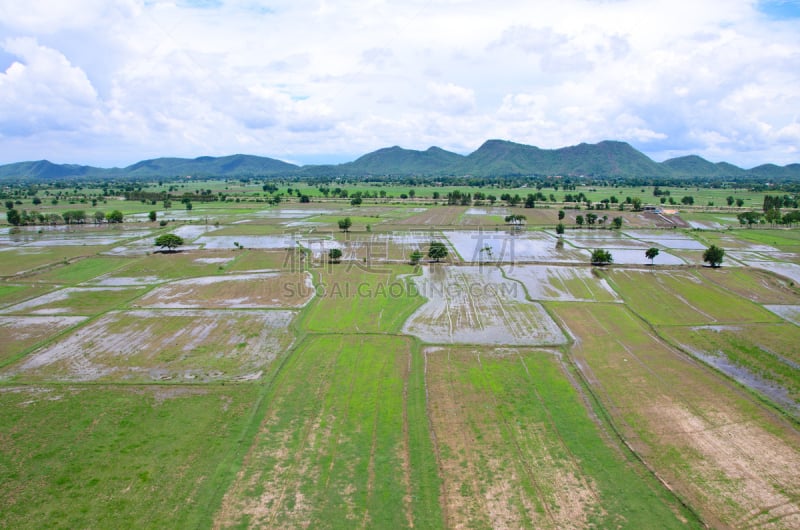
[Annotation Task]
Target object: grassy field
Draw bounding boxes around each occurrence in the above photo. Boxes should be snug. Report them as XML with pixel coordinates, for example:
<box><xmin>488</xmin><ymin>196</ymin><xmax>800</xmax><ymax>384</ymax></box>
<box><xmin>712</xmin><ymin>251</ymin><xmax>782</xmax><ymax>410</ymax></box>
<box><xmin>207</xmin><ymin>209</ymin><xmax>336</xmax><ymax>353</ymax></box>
<box><xmin>213</xmin><ymin>334</ymin><xmax>442</xmax><ymax>529</ymax></box>
<box><xmin>2</xmin><ymin>203</ymin><xmax>800</xmax><ymax>529</ymax></box>
<box><xmin>0</xmin><ymin>246</ymin><xmax>113</xmax><ymax>276</ymax></box>
<box><xmin>604</xmin><ymin>269</ymin><xmax>782</xmax><ymax>326</ymax></box>
<box><xmin>0</xmin><ymin>384</ymin><xmax>262</xmax><ymax>529</ymax></box>
<box><xmin>424</xmin><ymin>346</ymin><xmax>700</xmax><ymax>529</ymax></box>
<box><xmin>301</xmin><ymin>265</ymin><xmax>424</xmax><ymax>334</ymax></box>
<box><xmin>549</xmin><ymin>302</ymin><xmax>800</xmax><ymax>528</ymax></box>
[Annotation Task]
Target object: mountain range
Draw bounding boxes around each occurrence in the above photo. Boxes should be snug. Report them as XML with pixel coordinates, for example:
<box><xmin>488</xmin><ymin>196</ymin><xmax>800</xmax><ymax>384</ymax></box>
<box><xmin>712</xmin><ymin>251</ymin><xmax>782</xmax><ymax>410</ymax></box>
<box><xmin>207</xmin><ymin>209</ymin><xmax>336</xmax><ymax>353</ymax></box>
<box><xmin>1</xmin><ymin>140</ymin><xmax>798</xmax><ymax>180</ymax></box>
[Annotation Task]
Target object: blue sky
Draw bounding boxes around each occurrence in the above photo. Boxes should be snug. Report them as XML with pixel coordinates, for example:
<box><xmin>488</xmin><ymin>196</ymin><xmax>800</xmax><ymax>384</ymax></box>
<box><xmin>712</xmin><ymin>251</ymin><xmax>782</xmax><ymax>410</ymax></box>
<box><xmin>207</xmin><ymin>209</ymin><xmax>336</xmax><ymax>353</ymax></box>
<box><xmin>0</xmin><ymin>0</ymin><xmax>798</xmax><ymax>168</ymax></box>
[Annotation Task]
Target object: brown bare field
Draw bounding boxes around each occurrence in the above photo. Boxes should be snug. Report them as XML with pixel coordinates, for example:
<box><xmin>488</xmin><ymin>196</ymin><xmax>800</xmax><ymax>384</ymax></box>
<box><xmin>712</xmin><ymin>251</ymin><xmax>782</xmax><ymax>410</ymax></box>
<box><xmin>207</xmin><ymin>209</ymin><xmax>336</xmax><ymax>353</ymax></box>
<box><xmin>0</xmin><ymin>315</ymin><xmax>87</xmax><ymax>366</ymax></box>
<box><xmin>550</xmin><ymin>302</ymin><xmax>800</xmax><ymax>528</ymax></box>
<box><xmin>3</xmin><ymin>309</ymin><xmax>297</xmax><ymax>383</ymax></box>
<box><xmin>134</xmin><ymin>272</ymin><xmax>313</xmax><ymax>308</ymax></box>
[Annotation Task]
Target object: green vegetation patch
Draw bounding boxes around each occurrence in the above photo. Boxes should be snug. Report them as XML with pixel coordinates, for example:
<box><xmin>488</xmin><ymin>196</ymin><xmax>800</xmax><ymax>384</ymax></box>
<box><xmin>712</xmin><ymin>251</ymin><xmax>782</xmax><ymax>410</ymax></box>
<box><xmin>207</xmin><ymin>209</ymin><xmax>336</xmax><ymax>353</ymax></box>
<box><xmin>1</xmin><ymin>286</ymin><xmax>146</xmax><ymax>316</ymax></box>
<box><xmin>550</xmin><ymin>302</ymin><xmax>800</xmax><ymax>527</ymax></box>
<box><xmin>606</xmin><ymin>269</ymin><xmax>781</xmax><ymax>326</ymax></box>
<box><xmin>0</xmin><ymin>247</ymin><xmax>110</xmax><ymax>276</ymax></box>
<box><xmin>108</xmin><ymin>251</ymin><xmax>239</xmax><ymax>280</ymax></box>
<box><xmin>0</xmin><ymin>284</ymin><xmax>54</xmax><ymax>308</ymax></box>
<box><xmin>213</xmin><ymin>334</ymin><xmax>442</xmax><ymax>529</ymax></box>
<box><xmin>24</xmin><ymin>256</ymin><xmax>131</xmax><ymax>285</ymax></box>
<box><xmin>0</xmin><ymin>384</ymin><xmax>260</xmax><ymax>530</ymax></box>
<box><xmin>425</xmin><ymin>346</ymin><xmax>699</xmax><ymax>528</ymax></box>
<box><xmin>662</xmin><ymin>323</ymin><xmax>800</xmax><ymax>406</ymax></box>
<box><xmin>224</xmin><ymin>249</ymin><xmax>292</xmax><ymax>272</ymax></box>
<box><xmin>697</xmin><ymin>267</ymin><xmax>800</xmax><ymax>304</ymax></box>
<box><xmin>733</xmin><ymin>229</ymin><xmax>800</xmax><ymax>252</ymax></box>
<box><xmin>302</xmin><ymin>265</ymin><xmax>424</xmax><ymax>333</ymax></box>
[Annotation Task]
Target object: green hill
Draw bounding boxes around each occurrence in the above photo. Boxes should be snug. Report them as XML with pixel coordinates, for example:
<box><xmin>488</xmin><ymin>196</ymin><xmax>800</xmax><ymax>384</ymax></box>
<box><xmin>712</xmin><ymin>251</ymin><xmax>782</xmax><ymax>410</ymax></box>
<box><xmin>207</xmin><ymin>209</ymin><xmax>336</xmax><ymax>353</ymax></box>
<box><xmin>662</xmin><ymin>155</ymin><xmax>746</xmax><ymax>177</ymax></box>
<box><xmin>1</xmin><ymin>141</ymin><xmax>798</xmax><ymax>180</ymax></box>
<box><xmin>338</xmin><ymin>145</ymin><xmax>464</xmax><ymax>175</ymax></box>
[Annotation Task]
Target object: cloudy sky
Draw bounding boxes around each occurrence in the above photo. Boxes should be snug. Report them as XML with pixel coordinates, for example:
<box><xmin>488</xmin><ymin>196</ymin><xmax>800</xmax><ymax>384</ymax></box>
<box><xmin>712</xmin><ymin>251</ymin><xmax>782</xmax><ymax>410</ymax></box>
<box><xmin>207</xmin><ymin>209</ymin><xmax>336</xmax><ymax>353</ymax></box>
<box><xmin>0</xmin><ymin>0</ymin><xmax>799</xmax><ymax>168</ymax></box>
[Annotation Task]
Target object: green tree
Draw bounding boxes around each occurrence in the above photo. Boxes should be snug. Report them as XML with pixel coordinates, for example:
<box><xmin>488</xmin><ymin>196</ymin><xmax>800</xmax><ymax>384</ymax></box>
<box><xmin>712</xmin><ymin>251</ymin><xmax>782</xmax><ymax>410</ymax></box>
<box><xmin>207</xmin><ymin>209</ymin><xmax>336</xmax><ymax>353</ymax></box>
<box><xmin>94</xmin><ymin>211</ymin><xmax>105</xmax><ymax>224</ymax></box>
<box><xmin>107</xmin><ymin>210</ymin><xmax>124</xmax><ymax>223</ymax></box>
<box><xmin>428</xmin><ymin>241</ymin><xmax>448</xmax><ymax>262</ymax></box>
<box><xmin>504</xmin><ymin>214</ymin><xmax>526</xmax><ymax>226</ymax></box>
<box><xmin>612</xmin><ymin>216</ymin><xmax>623</xmax><ymax>229</ymax></box>
<box><xmin>590</xmin><ymin>249</ymin><xmax>613</xmax><ymax>265</ymax></box>
<box><xmin>328</xmin><ymin>248</ymin><xmax>342</xmax><ymax>263</ymax></box>
<box><xmin>736</xmin><ymin>198</ymin><xmax>745</xmax><ymax>207</ymax></box>
<box><xmin>155</xmin><ymin>233</ymin><xmax>184</xmax><ymax>252</ymax></box>
<box><xmin>737</xmin><ymin>211</ymin><xmax>762</xmax><ymax>227</ymax></box>
<box><xmin>765</xmin><ymin>208</ymin><xmax>782</xmax><ymax>225</ymax></box>
<box><xmin>409</xmin><ymin>250</ymin><xmax>423</xmax><ymax>265</ymax></box>
<box><xmin>337</xmin><ymin>217</ymin><xmax>352</xmax><ymax>232</ymax></box>
<box><xmin>555</xmin><ymin>223</ymin><xmax>565</xmax><ymax>235</ymax></box>
<box><xmin>558</xmin><ymin>209</ymin><xmax>565</xmax><ymax>220</ymax></box>
<box><xmin>726</xmin><ymin>196</ymin><xmax>734</xmax><ymax>206</ymax></box>
<box><xmin>185</xmin><ymin>201</ymin><xmax>193</xmax><ymax>211</ymax></box>
<box><xmin>148</xmin><ymin>210</ymin><xmax>157</xmax><ymax>222</ymax></box>
<box><xmin>645</xmin><ymin>247</ymin><xmax>660</xmax><ymax>265</ymax></box>
<box><xmin>631</xmin><ymin>197</ymin><xmax>642</xmax><ymax>211</ymax></box>
<box><xmin>575</xmin><ymin>215</ymin><xmax>584</xmax><ymax>227</ymax></box>
<box><xmin>703</xmin><ymin>245</ymin><xmax>725</xmax><ymax>268</ymax></box>
<box><xmin>6</xmin><ymin>208</ymin><xmax>21</xmax><ymax>226</ymax></box>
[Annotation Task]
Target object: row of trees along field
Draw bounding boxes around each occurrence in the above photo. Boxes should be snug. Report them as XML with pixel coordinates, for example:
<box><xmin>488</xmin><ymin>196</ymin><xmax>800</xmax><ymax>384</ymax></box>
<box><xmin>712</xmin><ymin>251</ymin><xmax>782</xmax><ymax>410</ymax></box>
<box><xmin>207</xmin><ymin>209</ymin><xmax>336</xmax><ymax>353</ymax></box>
<box><xmin>5</xmin><ymin>208</ymin><xmax>123</xmax><ymax>226</ymax></box>
<box><xmin>589</xmin><ymin>245</ymin><xmax>725</xmax><ymax>267</ymax></box>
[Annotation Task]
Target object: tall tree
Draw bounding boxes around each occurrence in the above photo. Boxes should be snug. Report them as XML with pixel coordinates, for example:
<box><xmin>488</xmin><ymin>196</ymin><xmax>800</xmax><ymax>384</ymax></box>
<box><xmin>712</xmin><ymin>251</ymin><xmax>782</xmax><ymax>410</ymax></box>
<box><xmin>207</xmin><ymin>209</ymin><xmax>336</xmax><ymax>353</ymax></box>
<box><xmin>337</xmin><ymin>217</ymin><xmax>352</xmax><ymax>232</ymax></box>
<box><xmin>6</xmin><ymin>208</ymin><xmax>21</xmax><ymax>226</ymax></box>
<box><xmin>703</xmin><ymin>245</ymin><xmax>725</xmax><ymax>268</ymax></box>
<box><xmin>645</xmin><ymin>247</ymin><xmax>660</xmax><ymax>265</ymax></box>
<box><xmin>428</xmin><ymin>241</ymin><xmax>448</xmax><ymax>262</ymax></box>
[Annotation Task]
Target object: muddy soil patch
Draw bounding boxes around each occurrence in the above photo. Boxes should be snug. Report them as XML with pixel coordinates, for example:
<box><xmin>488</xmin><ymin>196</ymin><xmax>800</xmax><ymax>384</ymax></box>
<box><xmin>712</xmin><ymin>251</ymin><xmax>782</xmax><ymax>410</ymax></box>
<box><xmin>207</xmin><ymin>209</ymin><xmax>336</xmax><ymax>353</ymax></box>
<box><xmin>134</xmin><ymin>272</ymin><xmax>313</xmax><ymax>309</ymax></box>
<box><xmin>403</xmin><ymin>266</ymin><xmax>566</xmax><ymax>345</ymax></box>
<box><xmin>0</xmin><ymin>315</ymin><xmax>87</xmax><ymax>365</ymax></box>
<box><xmin>3</xmin><ymin>309</ymin><xmax>296</xmax><ymax>382</ymax></box>
<box><xmin>505</xmin><ymin>265</ymin><xmax>620</xmax><ymax>302</ymax></box>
